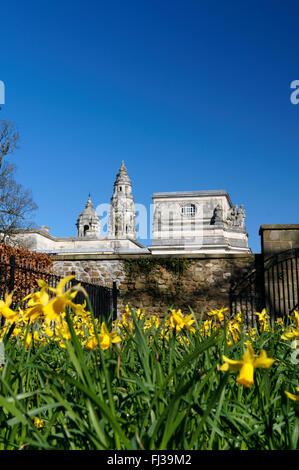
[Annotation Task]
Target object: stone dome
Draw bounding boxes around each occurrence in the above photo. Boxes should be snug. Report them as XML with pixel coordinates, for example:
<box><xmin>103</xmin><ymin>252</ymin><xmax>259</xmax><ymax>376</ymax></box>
<box><xmin>76</xmin><ymin>195</ymin><xmax>101</xmax><ymax>238</ymax></box>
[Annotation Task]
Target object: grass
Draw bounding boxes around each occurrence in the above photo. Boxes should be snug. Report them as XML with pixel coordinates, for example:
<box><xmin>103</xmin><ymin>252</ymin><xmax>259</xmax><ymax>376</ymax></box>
<box><xmin>0</xmin><ymin>293</ymin><xmax>298</xmax><ymax>450</ymax></box>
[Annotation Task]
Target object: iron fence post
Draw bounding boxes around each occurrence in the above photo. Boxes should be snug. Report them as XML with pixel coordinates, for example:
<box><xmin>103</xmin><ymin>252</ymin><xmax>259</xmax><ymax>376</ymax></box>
<box><xmin>9</xmin><ymin>255</ymin><xmax>15</xmax><ymax>293</ymax></box>
<box><xmin>112</xmin><ymin>281</ymin><xmax>117</xmax><ymax>320</ymax></box>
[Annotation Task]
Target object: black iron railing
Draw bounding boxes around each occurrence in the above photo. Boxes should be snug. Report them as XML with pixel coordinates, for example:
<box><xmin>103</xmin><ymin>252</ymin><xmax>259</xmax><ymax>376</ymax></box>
<box><xmin>229</xmin><ymin>265</ymin><xmax>264</xmax><ymax>328</ymax></box>
<box><xmin>70</xmin><ymin>270</ymin><xmax>118</xmax><ymax>324</ymax></box>
<box><xmin>230</xmin><ymin>249</ymin><xmax>299</xmax><ymax>326</ymax></box>
<box><xmin>263</xmin><ymin>248</ymin><xmax>299</xmax><ymax>322</ymax></box>
<box><xmin>0</xmin><ymin>255</ymin><xmax>117</xmax><ymax>324</ymax></box>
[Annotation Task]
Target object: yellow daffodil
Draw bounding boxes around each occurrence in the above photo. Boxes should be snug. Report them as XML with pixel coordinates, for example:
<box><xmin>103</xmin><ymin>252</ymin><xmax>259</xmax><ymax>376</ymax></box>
<box><xmin>289</xmin><ymin>311</ymin><xmax>299</xmax><ymax>327</ymax></box>
<box><xmin>0</xmin><ymin>292</ymin><xmax>19</xmax><ymax>322</ymax></box>
<box><xmin>200</xmin><ymin>319</ymin><xmax>213</xmax><ymax>337</ymax></box>
<box><xmin>183</xmin><ymin>314</ymin><xmax>196</xmax><ymax>333</ymax></box>
<box><xmin>248</xmin><ymin>327</ymin><xmax>256</xmax><ymax>341</ymax></box>
<box><xmin>24</xmin><ymin>332</ymin><xmax>32</xmax><ymax>349</ymax></box>
<box><xmin>281</xmin><ymin>311</ymin><xmax>299</xmax><ymax>342</ymax></box>
<box><xmin>256</xmin><ymin>308</ymin><xmax>269</xmax><ymax>320</ymax></box>
<box><xmin>43</xmin><ymin>325</ymin><xmax>54</xmax><ymax>338</ymax></box>
<box><xmin>219</xmin><ymin>342</ymin><xmax>275</xmax><ymax>387</ymax></box>
<box><xmin>169</xmin><ymin>309</ymin><xmax>185</xmax><ymax>332</ymax></box>
<box><xmin>159</xmin><ymin>327</ymin><xmax>170</xmax><ymax>342</ymax></box>
<box><xmin>33</xmin><ymin>417</ymin><xmax>44</xmax><ymax>429</ymax></box>
<box><xmin>41</xmin><ymin>276</ymin><xmax>78</xmax><ymax>324</ymax></box>
<box><xmin>207</xmin><ymin>307</ymin><xmax>228</xmax><ymax>323</ymax></box>
<box><xmin>178</xmin><ymin>335</ymin><xmax>190</xmax><ymax>347</ymax></box>
<box><xmin>285</xmin><ymin>386</ymin><xmax>299</xmax><ymax>401</ymax></box>
<box><xmin>33</xmin><ymin>331</ymin><xmax>40</xmax><ymax>342</ymax></box>
<box><xmin>169</xmin><ymin>309</ymin><xmax>195</xmax><ymax>333</ymax></box>
<box><xmin>136</xmin><ymin>308</ymin><xmax>145</xmax><ymax>320</ymax></box>
<box><xmin>99</xmin><ymin>322</ymin><xmax>121</xmax><ymax>351</ymax></box>
<box><xmin>56</xmin><ymin>320</ymin><xmax>71</xmax><ymax>341</ymax></box>
<box><xmin>122</xmin><ymin>304</ymin><xmax>132</xmax><ymax>321</ymax></box>
<box><xmin>70</xmin><ymin>300</ymin><xmax>89</xmax><ymax>318</ymax></box>
<box><xmin>119</xmin><ymin>305</ymin><xmax>135</xmax><ymax>330</ymax></box>
<box><xmin>226</xmin><ymin>319</ymin><xmax>241</xmax><ymax>345</ymax></box>
<box><xmin>85</xmin><ymin>335</ymin><xmax>97</xmax><ymax>350</ymax></box>
<box><xmin>234</xmin><ymin>311</ymin><xmax>243</xmax><ymax>324</ymax></box>
<box><xmin>275</xmin><ymin>318</ymin><xmax>284</xmax><ymax>328</ymax></box>
<box><xmin>11</xmin><ymin>326</ymin><xmax>22</xmax><ymax>338</ymax></box>
<box><xmin>24</xmin><ymin>283</ymin><xmax>50</xmax><ymax>322</ymax></box>
<box><xmin>151</xmin><ymin>314</ymin><xmax>160</xmax><ymax>329</ymax></box>
<box><xmin>256</xmin><ymin>309</ymin><xmax>271</xmax><ymax>332</ymax></box>
<box><xmin>281</xmin><ymin>327</ymin><xmax>299</xmax><ymax>341</ymax></box>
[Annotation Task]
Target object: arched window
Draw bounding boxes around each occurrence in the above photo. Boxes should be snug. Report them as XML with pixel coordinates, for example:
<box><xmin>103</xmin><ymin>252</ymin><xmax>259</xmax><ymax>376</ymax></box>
<box><xmin>181</xmin><ymin>204</ymin><xmax>196</xmax><ymax>217</ymax></box>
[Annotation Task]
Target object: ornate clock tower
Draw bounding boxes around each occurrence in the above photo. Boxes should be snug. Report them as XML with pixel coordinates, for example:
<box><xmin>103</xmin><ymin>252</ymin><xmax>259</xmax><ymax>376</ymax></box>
<box><xmin>109</xmin><ymin>161</ymin><xmax>136</xmax><ymax>239</ymax></box>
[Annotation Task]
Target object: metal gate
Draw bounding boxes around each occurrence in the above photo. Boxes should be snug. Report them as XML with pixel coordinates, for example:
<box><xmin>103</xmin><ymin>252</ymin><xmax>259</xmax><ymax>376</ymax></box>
<box><xmin>263</xmin><ymin>248</ymin><xmax>299</xmax><ymax>322</ymax></box>
<box><xmin>230</xmin><ymin>249</ymin><xmax>299</xmax><ymax>326</ymax></box>
<box><xmin>229</xmin><ymin>256</ymin><xmax>264</xmax><ymax>328</ymax></box>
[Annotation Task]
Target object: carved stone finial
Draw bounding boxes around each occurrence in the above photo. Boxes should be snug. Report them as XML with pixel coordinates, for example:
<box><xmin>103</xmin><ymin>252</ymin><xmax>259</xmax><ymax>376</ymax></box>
<box><xmin>86</xmin><ymin>194</ymin><xmax>92</xmax><ymax>208</ymax></box>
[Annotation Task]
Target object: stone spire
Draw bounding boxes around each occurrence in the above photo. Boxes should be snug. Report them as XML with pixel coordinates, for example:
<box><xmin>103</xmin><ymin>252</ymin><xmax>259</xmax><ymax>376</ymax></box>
<box><xmin>109</xmin><ymin>161</ymin><xmax>136</xmax><ymax>239</ymax></box>
<box><xmin>76</xmin><ymin>195</ymin><xmax>101</xmax><ymax>238</ymax></box>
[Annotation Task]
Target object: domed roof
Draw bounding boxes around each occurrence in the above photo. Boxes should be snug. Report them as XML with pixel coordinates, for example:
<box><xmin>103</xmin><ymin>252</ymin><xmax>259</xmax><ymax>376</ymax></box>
<box><xmin>77</xmin><ymin>195</ymin><xmax>99</xmax><ymax>221</ymax></box>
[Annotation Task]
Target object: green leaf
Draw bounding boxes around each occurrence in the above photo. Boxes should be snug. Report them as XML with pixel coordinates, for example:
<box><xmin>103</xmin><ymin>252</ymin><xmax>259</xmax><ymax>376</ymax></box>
<box><xmin>0</xmin><ymin>341</ymin><xmax>5</xmax><ymax>365</ymax></box>
<box><xmin>7</xmin><ymin>403</ymin><xmax>61</xmax><ymax>426</ymax></box>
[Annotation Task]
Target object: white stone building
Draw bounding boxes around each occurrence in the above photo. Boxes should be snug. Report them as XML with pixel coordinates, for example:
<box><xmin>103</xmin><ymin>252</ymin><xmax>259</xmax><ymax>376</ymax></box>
<box><xmin>12</xmin><ymin>162</ymin><xmax>251</xmax><ymax>255</ymax></box>
<box><xmin>149</xmin><ymin>190</ymin><xmax>250</xmax><ymax>254</ymax></box>
<box><xmin>14</xmin><ymin>162</ymin><xmax>147</xmax><ymax>255</ymax></box>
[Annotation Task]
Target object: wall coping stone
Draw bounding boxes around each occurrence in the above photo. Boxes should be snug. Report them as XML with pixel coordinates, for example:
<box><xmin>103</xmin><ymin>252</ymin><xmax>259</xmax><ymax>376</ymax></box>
<box><xmin>52</xmin><ymin>252</ymin><xmax>256</xmax><ymax>261</ymax></box>
<box><xmin>259</xmin><ymin>224</ymin><xmax>299</xmax><ymax>233</ymax></box>
<box><xmin>152</xmin><ymin>190</ymin><xmax>233</xmax><ymax>206</ymax></box>
<box><xmin>13</xmin><ymin>228</ymin><xmax>146</xmax><ymax>247</ymax></box>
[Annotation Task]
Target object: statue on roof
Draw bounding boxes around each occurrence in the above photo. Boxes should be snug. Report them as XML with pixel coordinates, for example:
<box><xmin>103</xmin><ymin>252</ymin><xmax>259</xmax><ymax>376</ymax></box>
<box><xmin>227</xmin><ymin>204</ymin><xmax>246</xmax><ymax>228</ymax></box>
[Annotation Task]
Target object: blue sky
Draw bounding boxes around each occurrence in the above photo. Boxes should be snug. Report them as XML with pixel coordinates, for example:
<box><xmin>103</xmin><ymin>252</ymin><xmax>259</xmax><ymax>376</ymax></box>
<box><xmin>1</xmin><ymin>0</ymin><xmax>299</xmax><ymax>253</ymax></box>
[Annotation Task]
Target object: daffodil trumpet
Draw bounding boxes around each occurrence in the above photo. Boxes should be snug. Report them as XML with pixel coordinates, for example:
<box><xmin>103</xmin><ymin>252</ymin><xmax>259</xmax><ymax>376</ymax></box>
<box><xmin>219</xmin><ymin>342</ymin><xmax>275</xmax><ymax>388</ymax></box>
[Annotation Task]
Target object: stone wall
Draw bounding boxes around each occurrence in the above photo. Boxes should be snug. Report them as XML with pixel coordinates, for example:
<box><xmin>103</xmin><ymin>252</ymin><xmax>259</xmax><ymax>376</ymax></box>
<box><xmin>259</xmin><ymin>224</ymin><xmax>299</xmax><ymax>256</ymax></box>
<box><xmin>52</xmin><ymin>253</ymin><xmax>256</xmax><ymax>318</ymax></box>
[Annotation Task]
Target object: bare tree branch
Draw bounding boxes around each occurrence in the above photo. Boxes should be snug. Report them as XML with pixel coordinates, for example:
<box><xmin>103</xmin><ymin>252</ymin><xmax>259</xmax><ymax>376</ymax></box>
<box><xmin>0</xmin><ymin>162</ymin><xmax>37</xmax><ymax>244</ymax></box>
<box><xmin>0</xmin><ymin>120</ymin><xmax>37</xmax><ymax>245</ymax></box>
<box><xmin>0</xmin><ymin>121</ymin><xmax>19</xmax><ymax>168</ymax></box>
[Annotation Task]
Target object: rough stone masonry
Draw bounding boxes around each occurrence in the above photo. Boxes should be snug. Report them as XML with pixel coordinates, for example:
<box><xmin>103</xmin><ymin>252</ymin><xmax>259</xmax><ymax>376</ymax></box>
<box><xmin>52</xmin><ymin>253</ymin><xmax>256</xmax><ymax>317</ymax></box>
